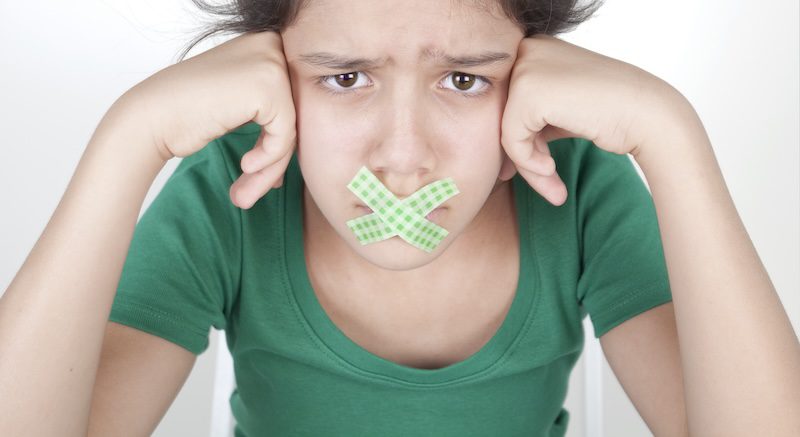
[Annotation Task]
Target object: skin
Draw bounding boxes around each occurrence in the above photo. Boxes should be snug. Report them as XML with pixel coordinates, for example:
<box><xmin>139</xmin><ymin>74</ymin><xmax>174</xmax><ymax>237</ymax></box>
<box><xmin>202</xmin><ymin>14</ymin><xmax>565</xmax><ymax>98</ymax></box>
<box><xmin>279</xmin><ymin>0</ymin><xmax>524</xmax><ymax>281</ymax></box>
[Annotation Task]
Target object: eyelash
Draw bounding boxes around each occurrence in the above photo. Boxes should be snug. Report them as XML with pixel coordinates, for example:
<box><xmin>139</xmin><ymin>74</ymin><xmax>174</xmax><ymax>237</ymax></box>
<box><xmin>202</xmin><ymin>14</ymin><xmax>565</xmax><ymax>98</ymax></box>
<box><xmin>315</xmin><ymin>72</ymin><xmax>493</xmax><ymax>99</ymax></box>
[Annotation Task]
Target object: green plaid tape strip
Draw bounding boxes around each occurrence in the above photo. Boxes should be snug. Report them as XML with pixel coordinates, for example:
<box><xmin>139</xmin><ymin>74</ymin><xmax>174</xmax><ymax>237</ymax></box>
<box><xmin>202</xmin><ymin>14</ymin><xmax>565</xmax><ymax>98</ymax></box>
<box><xmin>346</xmin><ymin>166</ymin><xmax>460</xmax><ymax>253</ymax></box>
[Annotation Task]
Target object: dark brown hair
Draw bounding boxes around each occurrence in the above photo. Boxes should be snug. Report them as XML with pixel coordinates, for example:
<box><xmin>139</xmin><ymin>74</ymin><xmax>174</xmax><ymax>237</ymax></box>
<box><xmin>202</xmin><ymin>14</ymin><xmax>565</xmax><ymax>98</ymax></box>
<box><xmin>177</xmin><ymin>0</ymin><xmax>606</xmax><ymax>62</ymax></box>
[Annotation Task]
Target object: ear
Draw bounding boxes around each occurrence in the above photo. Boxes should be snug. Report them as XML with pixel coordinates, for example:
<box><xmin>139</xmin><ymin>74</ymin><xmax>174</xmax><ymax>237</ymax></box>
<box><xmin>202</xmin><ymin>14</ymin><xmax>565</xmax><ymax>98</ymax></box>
<box><xmin>498</xmin><ymin>149</ymin><xmax>517</xmax><ymax>182</ymax></box>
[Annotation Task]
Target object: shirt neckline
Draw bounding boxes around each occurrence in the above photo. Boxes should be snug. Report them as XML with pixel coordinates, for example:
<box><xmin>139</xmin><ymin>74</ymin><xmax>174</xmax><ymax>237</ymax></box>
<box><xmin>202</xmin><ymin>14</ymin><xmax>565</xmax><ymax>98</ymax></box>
<box><xmin>283</xmin><ymin>153</ymin><xmax>540</xmax><ymax>385</ymax></box>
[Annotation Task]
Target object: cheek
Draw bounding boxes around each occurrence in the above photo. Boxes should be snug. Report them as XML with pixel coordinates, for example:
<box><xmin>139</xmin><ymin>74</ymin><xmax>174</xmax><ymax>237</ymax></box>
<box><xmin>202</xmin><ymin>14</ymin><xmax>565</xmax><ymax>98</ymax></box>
<box><xmin>437</xmin><ymin>94</ymin><xmax>505</xmax><ymax>148</ymax></box>
<box><xmin>441</xmin><ymin>105</ymin><xmax>505</xmax><ymax>167</ymax></box>
<box><xmin>291</xmin><ymin>79</ymin><xmax>351</xmax><ymax>153</ymax></box>
<box><xmin>296</xmin><ymin>103</ymin><xmax>368</xmax><ymax>171</ymax></box>
<box><xmin>446</xmin><ymin>112</ymin><xmax>506</xmax><ymax>198</ymax></box>
<box><xmin>294</xmin><ymin>87</ymin><xmax>373</xmax><ymax>150</ymax></box>
<box><xmin>295</xmin><ymin>101</ymin><xmax>370</xmax><ymax>213</ymax></box>
<box><xmin>467</xmin><ymin>97</ymin><xmax>505</xmax><ymax>141</ymax></box>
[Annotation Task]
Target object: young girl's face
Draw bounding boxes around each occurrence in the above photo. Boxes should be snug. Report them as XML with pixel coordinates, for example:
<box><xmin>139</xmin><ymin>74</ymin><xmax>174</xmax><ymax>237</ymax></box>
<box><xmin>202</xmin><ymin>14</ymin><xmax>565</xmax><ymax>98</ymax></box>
<box><xmin>281</xmin><ymin>0</ymin><xmax>524</xmax><ymax>271</ymax></box>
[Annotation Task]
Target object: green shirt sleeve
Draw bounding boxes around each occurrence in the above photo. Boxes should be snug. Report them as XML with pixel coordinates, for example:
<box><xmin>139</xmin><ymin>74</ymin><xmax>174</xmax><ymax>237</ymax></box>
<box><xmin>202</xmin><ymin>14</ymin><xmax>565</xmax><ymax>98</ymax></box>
<box><xmin>573</xmin><ymin>140</ymin><xmax>673</xmax><ymax>338</ymax></box>
<box><xmin>108</xmin><ymin>139</ymin><xmax>241</xmax><ymax>355</ymax></box>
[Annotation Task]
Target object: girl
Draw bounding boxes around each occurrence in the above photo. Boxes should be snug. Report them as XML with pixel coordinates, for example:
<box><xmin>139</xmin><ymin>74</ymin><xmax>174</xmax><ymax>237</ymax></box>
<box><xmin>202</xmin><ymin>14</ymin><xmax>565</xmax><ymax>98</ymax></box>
<box><xmin>1</xmin><ymin>0</ymin><xmax>798</xmax><ymax>436</ymax></box>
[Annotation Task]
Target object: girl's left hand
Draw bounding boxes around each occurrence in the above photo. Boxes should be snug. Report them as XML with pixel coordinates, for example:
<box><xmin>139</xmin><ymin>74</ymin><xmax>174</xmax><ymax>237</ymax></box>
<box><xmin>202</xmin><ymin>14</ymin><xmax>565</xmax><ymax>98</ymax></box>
<box><xmin>500</xmin><ymin>33</ymin><xmax>692</xmax><ymax>206</ymax></box>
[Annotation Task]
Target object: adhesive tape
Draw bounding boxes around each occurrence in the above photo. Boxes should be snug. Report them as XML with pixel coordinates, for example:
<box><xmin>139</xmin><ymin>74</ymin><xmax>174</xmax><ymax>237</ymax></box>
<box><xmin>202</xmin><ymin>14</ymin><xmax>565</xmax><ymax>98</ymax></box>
<box><xmin>345</xmin><ymin>166</ymin><xmax>460</xmax><ymax>253</ymax></box>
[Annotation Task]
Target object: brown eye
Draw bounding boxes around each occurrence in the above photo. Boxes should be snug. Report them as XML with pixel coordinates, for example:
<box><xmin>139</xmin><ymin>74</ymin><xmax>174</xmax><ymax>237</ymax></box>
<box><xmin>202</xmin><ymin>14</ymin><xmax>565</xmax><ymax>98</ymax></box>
<box><xmin>334</xmin><ymin>72</ymin><xmax>359</xmax><ymax>88</ymax></box>
<box><xmin>450</xmin><ymin>72</ymin><xmax>476</xmax><ymax>91</ymax></box>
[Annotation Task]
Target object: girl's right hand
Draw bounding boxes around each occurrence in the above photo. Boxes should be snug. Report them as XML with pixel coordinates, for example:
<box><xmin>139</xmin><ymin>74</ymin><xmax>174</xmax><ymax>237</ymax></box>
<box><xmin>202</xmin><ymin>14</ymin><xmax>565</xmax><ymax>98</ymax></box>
<box><xmin>119</xmin><ymin>31</ymin><xmax>296</xmax><ymax>209</ymax></box>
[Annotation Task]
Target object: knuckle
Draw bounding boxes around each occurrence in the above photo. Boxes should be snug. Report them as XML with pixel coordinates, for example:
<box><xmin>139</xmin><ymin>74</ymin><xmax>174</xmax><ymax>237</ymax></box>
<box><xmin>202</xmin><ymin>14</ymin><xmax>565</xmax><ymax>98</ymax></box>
<box><xmin>254</xmin><ymin>52</ymin><xmax>289</xmax><ymax>80</ymax></box>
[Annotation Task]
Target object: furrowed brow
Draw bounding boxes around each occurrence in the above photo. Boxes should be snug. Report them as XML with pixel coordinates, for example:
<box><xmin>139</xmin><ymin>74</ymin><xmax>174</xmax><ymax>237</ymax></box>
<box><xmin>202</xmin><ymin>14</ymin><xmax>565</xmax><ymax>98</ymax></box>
<box><xmin>424</xmin><ymin>48</ymin><xmax>512</xmax><ymax>68</ymax></box>
<box><xmin>298</xmin><ymin>49</ymin><xmax>512</xmax><ymax>70</ymax></box>
<box><xmin>298</xmin><ymin>53</ymin><xmax>385</xmax><ymax>70</ymax></box>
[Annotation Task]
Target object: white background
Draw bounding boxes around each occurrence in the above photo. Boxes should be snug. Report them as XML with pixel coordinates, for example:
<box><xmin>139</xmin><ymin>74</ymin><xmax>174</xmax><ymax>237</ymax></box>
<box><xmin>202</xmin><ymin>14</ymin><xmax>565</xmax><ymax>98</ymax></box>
<box><xmin>1</xmin><ymin>1</ymin><xmax>798</xmax><ymax>436</ymax></box>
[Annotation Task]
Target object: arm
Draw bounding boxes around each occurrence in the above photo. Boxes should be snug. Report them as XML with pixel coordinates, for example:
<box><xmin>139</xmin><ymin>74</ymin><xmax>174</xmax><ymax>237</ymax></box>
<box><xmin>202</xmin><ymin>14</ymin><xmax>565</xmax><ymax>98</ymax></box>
<box><xmin>87</xmin><ymin>322</ymin><xmax>197</xmax><ymax>437</ymax></box>
<box><xmin>632</xmin><ymin>100</ymin><xmax>800</xmax><ymax>435</ymax></box>
<box><xmin>600</xmin><ymin>302</ymin><xmax>689</xmax><ymax>435</ymax></box>
<box><xmin>0</xmin><ymin>93</ymin><xmax>169</xmax><ymax>436</ymax></box>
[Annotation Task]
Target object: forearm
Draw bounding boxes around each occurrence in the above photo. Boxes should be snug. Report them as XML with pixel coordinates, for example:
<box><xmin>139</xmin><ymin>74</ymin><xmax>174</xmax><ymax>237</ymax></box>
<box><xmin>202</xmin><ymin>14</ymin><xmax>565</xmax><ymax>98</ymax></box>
<box><xmin>0</xmin><ymin>96</ymin><xmax>168</xmax><ymax>437</ymax></box>
<box><xmin>634</xmin><ymin>103</ymin><xmax>800</xmax><ymax>436</ymax></box>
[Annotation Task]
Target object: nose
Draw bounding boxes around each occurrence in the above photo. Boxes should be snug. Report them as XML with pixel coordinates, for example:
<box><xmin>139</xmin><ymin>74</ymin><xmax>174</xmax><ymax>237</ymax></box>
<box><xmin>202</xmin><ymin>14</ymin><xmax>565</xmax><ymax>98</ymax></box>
<box><xmin>367</xmin><ymin>80</ymin><xmax>438</xmax><ymax>197</ymax></box>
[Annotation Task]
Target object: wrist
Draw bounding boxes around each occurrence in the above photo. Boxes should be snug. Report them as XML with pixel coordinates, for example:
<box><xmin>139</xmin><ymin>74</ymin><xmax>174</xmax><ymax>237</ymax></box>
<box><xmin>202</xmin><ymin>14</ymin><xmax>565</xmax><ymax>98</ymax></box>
<box><xmin>634</xmin><ymin>110</ymin><xmax>714</xmax><ymax>181</ymax></box>
<box><xmin>95</xmin><ymin>91</ymin><xmax>173</xmax><ymax>165</ymax></box>
<box><xmin>87</xmin><ymin>104</ymin><xmax>170</xmax><ymax>189</ymax></box>
<box><xmin>633</xmin><ymin>81</ymin><xmax>712</xmax><ymax>169</ymax></box>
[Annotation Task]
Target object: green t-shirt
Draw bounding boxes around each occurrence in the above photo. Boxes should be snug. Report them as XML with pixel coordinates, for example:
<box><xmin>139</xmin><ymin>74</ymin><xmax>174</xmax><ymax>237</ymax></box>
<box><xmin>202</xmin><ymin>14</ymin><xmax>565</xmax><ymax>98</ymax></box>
<box><xmin>109</xmin><ymin>121</ymin><xmax>672</xmax><ymax>436</ymax></box>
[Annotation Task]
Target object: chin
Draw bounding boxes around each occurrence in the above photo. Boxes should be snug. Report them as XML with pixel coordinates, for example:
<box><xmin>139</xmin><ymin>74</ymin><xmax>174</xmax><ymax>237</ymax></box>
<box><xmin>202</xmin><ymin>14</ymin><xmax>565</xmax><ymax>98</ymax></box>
<box><xmin>347</xmin><ymin>234</ymin><xmax>455</xmax><ymax>271</ymax></box>
<box><xmin>343</xmin><ymin>205</ymin><xmax>456</xmax><ymax>271</ymax></box>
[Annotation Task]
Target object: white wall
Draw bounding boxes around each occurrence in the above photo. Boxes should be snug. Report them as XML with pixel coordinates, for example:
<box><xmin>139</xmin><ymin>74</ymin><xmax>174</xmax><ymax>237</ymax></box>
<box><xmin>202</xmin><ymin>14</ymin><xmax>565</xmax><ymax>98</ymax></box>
<box><xmin>1</xmin><ymin>1</ymin><xmax>797</xmax><ymax>436</ymax></box>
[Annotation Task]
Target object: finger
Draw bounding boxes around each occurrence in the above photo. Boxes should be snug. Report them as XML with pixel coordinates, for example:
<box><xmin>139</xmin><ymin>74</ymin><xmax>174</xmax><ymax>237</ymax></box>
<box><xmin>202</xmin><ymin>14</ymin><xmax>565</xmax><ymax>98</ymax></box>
<box><xmin>272</xmin><ymin>173</ymin><xmax>285</xmax><ymax>189</ymax></box>
<box><xmin>538</xmin><ymin>125</ymin><xmax>582</xmax><ymax>143</ymax></box>
<box><xmin>531</xmin><ymin>133</ymin><xmax>556</xmax><ymax>176</ymax></box>
<box><xmin>230</xmin><ymin>150</ymin><xmax>293</xmax><ymax>209</ymax></box>
<box><xmin>240</xmin><ymin>128</ymin><xmax>268</xmax><ymax>173</ymax></box>
<box><xmin>505</xmin><ymin>133</ymin><xmax>556</xmax><ymax>176</ymax></box>
<box><xmin>245</xmin><ymin>78</ymin><xmax>297</xmax><ymax>173</ymax></box>
<box><xmin>524</xmin><ymin>125</ymin><xmax>584</xmax><ymax>176</ymax></box>
<box><xmin>241</xmin><ymin>125</ymin><xmax>295</xmax><ymax>174</ymax></box>
<box><xmin>516</xmin><ymin>165</ymin><xmax>568</xmax><ymax>206</ymax></box>
<box><xmin>500</xmin><ymin>93</ymin><xmax>554</xmax><ymax>176</ymax></box>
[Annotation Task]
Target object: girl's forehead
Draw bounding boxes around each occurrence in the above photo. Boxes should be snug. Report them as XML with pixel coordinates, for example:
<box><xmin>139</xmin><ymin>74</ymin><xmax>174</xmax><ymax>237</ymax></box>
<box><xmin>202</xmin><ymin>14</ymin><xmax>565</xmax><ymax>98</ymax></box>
<box><xmin>290</xmin><ymin>0</ymin><xmax>517</xmax><ymax>34</ymax></box>
<box><xmin>284</xmin><ymin>0</ymin><xmax>522</xmax><ymax>56</ymax></box>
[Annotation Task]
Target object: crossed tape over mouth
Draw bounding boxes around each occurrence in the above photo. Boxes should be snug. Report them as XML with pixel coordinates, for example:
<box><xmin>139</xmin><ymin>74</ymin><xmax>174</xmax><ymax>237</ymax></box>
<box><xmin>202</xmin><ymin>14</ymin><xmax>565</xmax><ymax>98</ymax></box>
<box><xmin>345</xmin><ymin>166</ymin><xmax>460</xmax><ymax>253</ymax></box>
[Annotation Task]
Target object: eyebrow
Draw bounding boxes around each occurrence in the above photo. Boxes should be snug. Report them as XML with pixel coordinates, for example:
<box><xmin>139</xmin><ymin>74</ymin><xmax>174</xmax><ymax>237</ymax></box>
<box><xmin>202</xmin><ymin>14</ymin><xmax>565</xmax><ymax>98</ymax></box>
<box><xmin>297</xmin><ymin>49</ymin><xmax>513</xmax><ymax>70</ymax></box>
